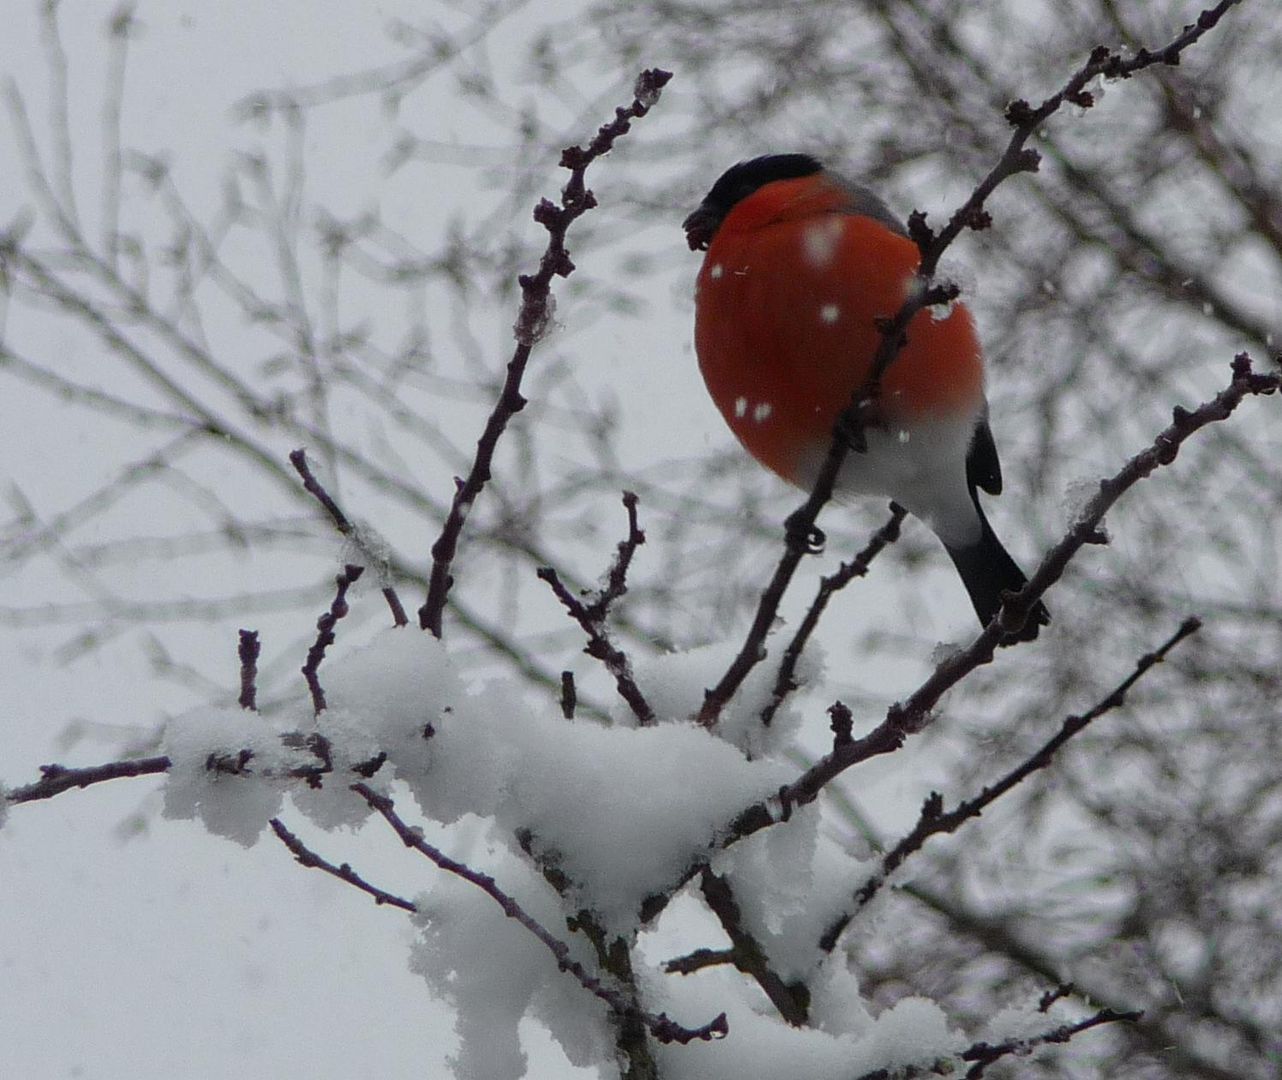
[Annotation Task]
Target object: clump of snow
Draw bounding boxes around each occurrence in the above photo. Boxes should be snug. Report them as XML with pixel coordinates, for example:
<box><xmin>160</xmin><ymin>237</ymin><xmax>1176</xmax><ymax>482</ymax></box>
<box><xmin>806</xmin><ymin>953</ymin><xmax>874</xmax><ymax>1037</ymax></box>
<box><xmin>1062</xmin><ymin>476</ymin><xmax>1104</xmax><ymax>523</ymax></box>
<box><xmin>152</xmin><ymin>624</ymin><xmax>987</xmax><ymax>1077</ymax></box>
<box><xmin>160</xmin><ymin>705</ymin><xmax>291</xmax><ymax>846</ymax></box>
<box><xmin>982</xmin><ymin>997</ymin><xmax>1080</xmax><ymax>1044</ymax></box>
<box><xmin>500</xmin><ymin>711</ymin><xmax>791</xmax><ymax>932</ymax></box>
<box><xmin>929</xmin><ymin>639</ymin><xmax>965</xmax><ymax>666</ymax></box>
<box><xmin>320</xmin><ymin>627</ymin><xmax>458</xmax><ymax>792</ymax></box>
<box><xmin>716</xmin><ymin>806</ymin><xmax>876</xmax><ymax>983</ymax></box>
<box><xmin>409</xmin><ymin>843</ymin><xmax>611</xmax><ymax>1080</ymax></box>
<box><xmin>633</xmin><ymin>641</ymin><xmax>820</xmax><ymax>758</ymax></box>
<box><xmin>339</xmin><ymin>521</ymin><xmax>393</xmax><ymax>584</ymax></box>
<box><xmin>652</xmin><ymin>963</ymin><xmax>965</xmax><ymax>1079</ymax></box>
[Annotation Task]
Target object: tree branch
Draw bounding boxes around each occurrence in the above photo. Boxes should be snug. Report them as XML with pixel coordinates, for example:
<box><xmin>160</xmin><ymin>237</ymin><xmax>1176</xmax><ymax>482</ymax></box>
<box><xmin>269</xmin><ymin>816</ymin><xmax>416</xmax><ymax>912</ymax></box>
<box><xmin>759</xmin><ymin>503</ymin><xmax>907</xmax><ymax>727</ymax></box>
<box><xmin>538</xmin><ymin>492</ymin><xmax>655</xmax><ymax>725</ymax></box>
<box><xmin>716</xmin><ymin>354</ymin><xmax>1274</xmax><ymax>854</ymax></box>
<box><xmin>301</xmin><ymin>563</ymin><xmax>364</xmax><ymax>714</ymax></box>
<box><xmin>237</xmin><ymin>628</ymin><xmax>260</xmax><ymax>710</ymax></box>
<box><xmin>696</xmin><ymin>1</ymin><xmax>1245</xmax><ymax>727</ymax></box>
<box><xmin>419</xmin><ymin>68</ymin><xmax>673</xmax><ymax>637</ymax></box>
<box><xmin>290</xmin><ymin>448</ymin><xmax>408</xmax><ymax>627</ymax></box>
<box><xmin>696</xmin><ymin>868</ymin><xmax>810</xmax><ymax>1026</ymax></box>
<box><xmin>820</xmin><ymin>616</ymin><xmax>1201</xmax><ymax>950</ymax></box>
<box><xmin>6</xmin><ymin>756</ymin><xmax>172</xmax><ymax>804</ymax></box>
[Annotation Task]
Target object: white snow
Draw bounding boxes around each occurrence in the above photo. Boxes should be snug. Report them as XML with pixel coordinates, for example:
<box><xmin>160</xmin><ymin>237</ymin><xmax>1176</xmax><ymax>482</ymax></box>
<box><xmin>802</xmin><ymin>217</ymin><xmax>845</xmax><ymax>267</ymax></box>
<box><xmin>160</xmin><ymin>705</ymin><xmax>292</xmax><ymax>847</ymax></box>
<box><xmin>651</xmin><ymin>964</ymin><xmax>966</xmax><ymax>1079</ymax></box>
<box><xmin>409</xmin><ymin>847</ymin><xmax>611</xmax><ymax>1080</ymax></box>
<box><xmin>151</xmin><ymin>628</ymin><xmax>1006</xmax><ymax>1076</ymax></box>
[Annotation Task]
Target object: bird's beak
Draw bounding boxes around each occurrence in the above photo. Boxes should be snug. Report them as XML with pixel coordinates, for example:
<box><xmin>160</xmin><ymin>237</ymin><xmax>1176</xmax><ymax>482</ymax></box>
<box><xmin>682</xmin><ymin>203</ymin><xmax>720</xmax><ymax>251</ymax></box>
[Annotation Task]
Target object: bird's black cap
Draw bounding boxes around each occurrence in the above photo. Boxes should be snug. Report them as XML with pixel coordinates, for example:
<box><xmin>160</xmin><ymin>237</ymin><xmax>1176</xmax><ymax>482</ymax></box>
<box><xmin>683</xmin><ymin>154</ymin><xmax>824</xmax><ymax>250</ymax></box>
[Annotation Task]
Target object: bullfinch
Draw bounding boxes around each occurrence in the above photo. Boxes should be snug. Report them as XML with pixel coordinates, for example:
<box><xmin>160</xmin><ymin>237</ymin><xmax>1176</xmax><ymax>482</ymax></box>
<box><xmin>684</xmin><ymin>154</ymin><xmax>1048</xmax><ymax>641</ymax></box>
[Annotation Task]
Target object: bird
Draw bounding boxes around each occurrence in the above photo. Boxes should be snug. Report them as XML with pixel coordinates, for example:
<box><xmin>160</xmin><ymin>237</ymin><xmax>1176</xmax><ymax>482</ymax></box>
<box><xmin>683</xmin><ymin>153</ymin><xmax>1048</xmax><ymax>641</ymax></box>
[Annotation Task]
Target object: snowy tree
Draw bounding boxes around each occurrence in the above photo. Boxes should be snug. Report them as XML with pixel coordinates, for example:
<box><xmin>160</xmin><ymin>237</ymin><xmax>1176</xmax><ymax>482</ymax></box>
<box><xmin>2</xmin><ymin>2</ymin><xmax>1278</xmax><ymax>1077</ymax></box>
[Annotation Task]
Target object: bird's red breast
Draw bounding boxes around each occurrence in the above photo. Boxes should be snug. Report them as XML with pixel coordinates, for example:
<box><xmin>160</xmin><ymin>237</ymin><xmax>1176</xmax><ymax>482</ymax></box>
<box><xmin>692</xmin><ymin>171</ymin><xmax>985</xmax><ymax>486</ymax></box>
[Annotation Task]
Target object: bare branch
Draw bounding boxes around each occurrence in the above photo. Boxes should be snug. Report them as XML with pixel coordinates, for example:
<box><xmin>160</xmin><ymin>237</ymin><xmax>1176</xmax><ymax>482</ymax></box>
<box><xmin>663</xmin><ymin>947</ymin><xmax>736</xmax><ymax>976</ymax></box>
<box><xmin>538</xmin><ymin>492</ymin><xmax>655</xmax><ymax>725</ymax></box>
<box><xmin>6</xmin><ymin>756</ymin><xmax>172</xmax><ymax>805</ymax></box>
<box><xmin>100</xmin><ymin>3</ymin><xmax>136</xmax><ymax>270</ymax></box>
<box><xmin>419</xmin><ymin>68</ymin><xmax>673</xmax><ymax>638</ymax></box>
<box><xmin>820</xmin><ymin>617</ymin><xmax>1202</xmax><ymax>950</ymax></box>
<box><xmin>697</xmin><ymin>869</ymin><xmax>810</xmax><ymax>1027</ymax></box>
<box><xmin>589</xmin><ymin>490</ymin><xmax>646</xmax><ymax>620</ymax></box>
<box><xmin>722</xmin><ymin>354</ymin><xmax>1276</xmax><ymax>850</ymax></box>
<box><xmin>560</xmin><ymin>670</ymin><xmax>577</xmax><ymax>719</ymax></box>
<box><xmin>269</xmin><ymin>817</ymin><xmax>416</xmax><ymax>912</ymax></box>
<box><xmin>959</xmin><ymin>1007</ymin><xmax>1144</xmax><ymax>1079</ymax></box>
<box><xmin>237</xmin><ymin>628</ymin><xmax>260</xmax><ymax>711</ymax></box>
<box><xmin>289</xmin><ymin>448</ymin><xmax>408</xmax><ymax>627</ymax></box>
<box><xmin>759</xmin><ymin>504</ymin><xmax>907</xmax><ymax>727</ymax></box>
<box><xmin>301</xmin><ymin>564</ymin><xmax>364</xmax><ymax>714</ymax></box>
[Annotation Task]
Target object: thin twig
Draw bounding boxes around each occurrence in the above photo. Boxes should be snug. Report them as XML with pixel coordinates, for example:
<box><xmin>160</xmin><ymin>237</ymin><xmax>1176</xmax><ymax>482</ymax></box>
<box><xmin>538</xmin><ymin>492</ymin><xmax>655</xmax><ymax>725</ymax></box>
<box><xmin>697</xmin><ymin>869</ymin><xmax>810</xmax><ymax>1026</ymax></box>
<box><xmin>759</xmin><ymin>504</ymin><xmax>907</xmax><ymax>727</ymax></box>
<box><xmin>351</xmin><ymin>781</ymin><xmax>726</xmax><ymax>1046</ymax></box>
<box><xmin>238</xmin><ymin>628</ymin><xmax>260</xmax><ymax>710</ymax></box>
<box><xmin>663</xmin><ymin>947</ymin><xmax>736</xmax><ymax>975</ymax></box>
<box><xmin>560</xmin><ymin>670</ymin><xmax>577</xmax><ymax>719</ymax></box>
<box><xmin>269</xmin><ymin>817</ymin><xmax>417</xmax><ymax>912</ymax></box>
<box><xmin>850</xmin><ymin>1006</ymin><xmax>1141</xmax><ymax>1080</ymax></box>
<box><xmin>589</xmin><ymin>490</ymin><xmax>646</xmax><ymax>620</ymax></box>
<box><xmin>289</xmin><ymin>448</ymin><xmax>408</xmax><ymax>627</ymax></box>
<box><xmin>724</xmin><ymin>357</ymin><xmax>1274</xmax><ymax>845</ymax></box>
<box><xmin>6</xmin><ymin>757</ymin><xmax>173</xmax><ymax>804</ymax></box>
<box><xmin>960</xmin><ymin>1007</ymin><xmax>1144</xmax><ymax>1079</ymax></box>
<box><xmin>539</xmin><ymin>566</ymin><xmax>655</xmax><ymax>725</ymax></box>
<box><xmin>301</xmin><ymin>563</ymin><xmax>364</xmax><ymax>714</ymax></box>
<box><xmin>419</xmin><ymin>69</ymin><xmax>673</xmax><ymax>638</ymax></box>
<box><xmin>101</xmin><ymin>4</ymin><xmax>135</xmax><ymax>271</ymax></box>
<box><xmin>819</xmin><ymin>616</ymin><xmax>1201</xmax><ymax>950</ymax></box>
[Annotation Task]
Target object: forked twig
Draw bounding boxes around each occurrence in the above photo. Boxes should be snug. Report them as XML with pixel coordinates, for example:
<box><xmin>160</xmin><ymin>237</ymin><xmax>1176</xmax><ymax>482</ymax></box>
<box><xmin>289</xmin><ymin>448</ymin><xmax>408</xmax><ymax>627</ymax></box>
<box><xmin>538</xmin><ymin>492</ymin><xmax>655</xmax><ymax>725</ymax></box>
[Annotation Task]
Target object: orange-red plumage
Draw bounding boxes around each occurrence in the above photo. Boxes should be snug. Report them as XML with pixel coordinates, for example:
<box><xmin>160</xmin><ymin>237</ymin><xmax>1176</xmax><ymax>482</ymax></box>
<box><xmin>694</xmin><ymin>172</ymin><xmax>984</xmax><ymax>485</ymax></box>
<box><xmin>685</xmin><ymin>154</ymin><xmax>1048</xmax><ymax>640</ymax></box>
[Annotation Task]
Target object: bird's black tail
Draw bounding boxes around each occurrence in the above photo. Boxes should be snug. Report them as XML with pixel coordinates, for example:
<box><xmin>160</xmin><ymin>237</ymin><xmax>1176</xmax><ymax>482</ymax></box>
<box><xmin>943</xmin><ymin>508</ymin><xmax>1049</xmax><ymax>642</ymax></box>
